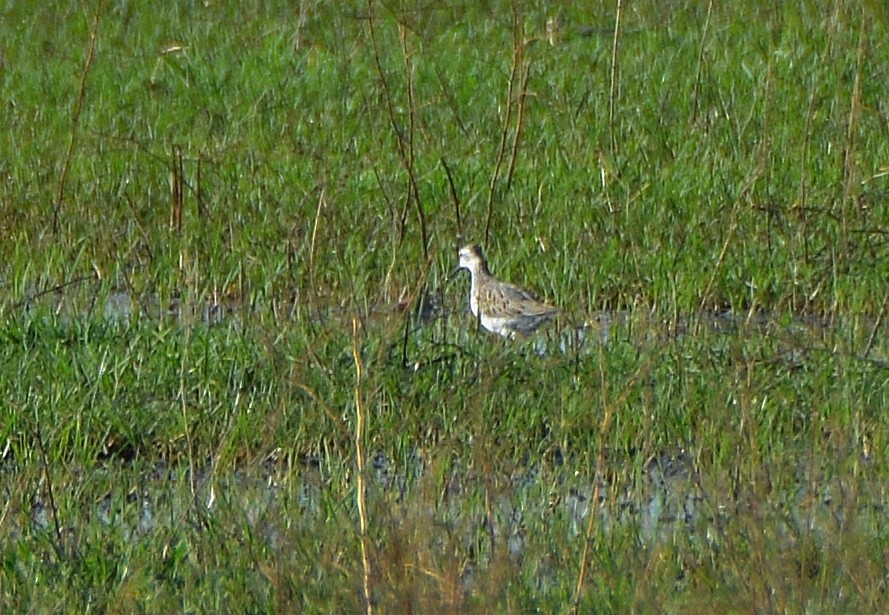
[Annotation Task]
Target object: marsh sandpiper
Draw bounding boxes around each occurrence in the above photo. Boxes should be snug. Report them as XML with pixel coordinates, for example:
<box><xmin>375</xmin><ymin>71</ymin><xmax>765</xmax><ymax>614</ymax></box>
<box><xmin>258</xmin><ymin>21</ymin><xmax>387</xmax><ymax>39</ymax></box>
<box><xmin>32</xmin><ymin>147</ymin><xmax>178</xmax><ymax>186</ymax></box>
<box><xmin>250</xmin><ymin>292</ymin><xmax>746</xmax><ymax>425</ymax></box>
<box><xmin>456</xmin><ymin>244</ymin><xmax>559</xmax><ymax>338</ymax></box>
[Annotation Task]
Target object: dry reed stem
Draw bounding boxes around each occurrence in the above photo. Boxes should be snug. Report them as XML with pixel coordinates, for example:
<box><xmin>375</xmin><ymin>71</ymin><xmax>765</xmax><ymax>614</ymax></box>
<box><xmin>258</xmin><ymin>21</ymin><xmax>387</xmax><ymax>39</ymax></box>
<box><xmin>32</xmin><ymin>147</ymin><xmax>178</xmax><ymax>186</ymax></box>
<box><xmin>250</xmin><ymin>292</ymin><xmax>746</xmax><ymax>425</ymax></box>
<box><xmin>697</xmin><ymin>165</ymin><xmax>764</xmax><ymax>317</ymax></box>
<box><xmin>170</xmin><ymin>145</ymin><xmax>184</xmax><ymax>233</ymax></box>
<box><xmin>863</xmin><ymin>290</ymin><xmax>888</xmax><ymax>358</ymax></box>
<box><xmin>53</xmin><ymin>1</ymin><xmax>103</xmax><ymax>234</ymax></box>
<box><xmin>484</xmin><ymin>2</ymin><xmax>523</xmax><ymax>245</ymax></box>
<box><xmin>32</xmin><ymin>423</ymin><xmax>66</xmax><ymax>559</ymax></box>
<box><xmin>441</xmin><ymin>157</ymin><xmax>462</xmax><ymax>237</ymax></box>
<box><xmin>309</xmin><ymin>184</ymin><xmax>327</xmax><ymax>298</ymax></box>
<box><xmin>352</xmin><ymin>318</ymin><xmax>374</xmax><ymax>614</ymax></box>
<box><xmin>690</xmin><ymin>0</ymin><xmax>714</xmax><ymax>125</ymax></box>
<box><xmin>608</xmin><ymin>0</ymin><xmax>623</xmax><ymax>159</ymax></box>
<box><xmin>365</xmin><ymin>0</ymin><xmax>426</xmax><ymax>259</ymax></box>
<box><xmin>399</xmin><ymin>21</ymin><xmax>428</xmax><ymax>260</ymax></box>
<box><xmin>179</xmin><ymin>325</ymin><xmax>208</xmax><ymax>529</ymax></box>
<box><xmin>504</xmin><ymin>58</ymin><xmax>532</xmax><ymax>191</ymax></box>
<box><xmin>840</xmin><ymin>14</ymin><xmax>868</xmax><ymax>222</ymax></box>
<box><xmin>570</xmin><ymin>346</ymin><xmax>613</xmax><ymax>612</ymax></box>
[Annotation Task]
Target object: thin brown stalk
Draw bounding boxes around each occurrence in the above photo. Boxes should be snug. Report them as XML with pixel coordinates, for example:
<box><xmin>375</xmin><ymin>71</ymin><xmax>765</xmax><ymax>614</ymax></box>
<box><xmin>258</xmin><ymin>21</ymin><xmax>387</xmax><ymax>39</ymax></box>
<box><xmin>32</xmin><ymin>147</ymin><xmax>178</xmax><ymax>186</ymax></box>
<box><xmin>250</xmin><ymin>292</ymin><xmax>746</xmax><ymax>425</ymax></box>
<box><xmin>308</xmin><ymin>184</ymin><xmax>327</xmax><ymax>297</ymax></box>
<box><xmin>441</xmin><ymin>157</ymin><xmax>462</xmax><ymax>236</ymax></box>
<box><xmin>863</xmin><ymin>290</ymin><xmax>888</xmax><ymax>359</ymax></box>
<box><xmin>796</xmin><ymin>76</ymin><xmax>821</xmax><ymax>266</ymax></box>
<box><xmin>12</xmin><ymin>272</ymin><xmax>98</xmax><ymax>311</ymax></box>
<box><xmin>196</xmin><ymin>151</ymin><xmax>205</xmax><ymax>220</ymax></box>
<box><xmin>484</xmin><ymin>3</ymin><xmax>522</xmax><ymax>245</ymax></box>
<box><xmin>571</xmin><ymin>348</ymin><xmax>639</xmax><ymax>612</ymax></box>
<box><xmin>399</xmin><ymin>21</ymin><xmax>428</xmax><ymax>260</ymax></box>
<box><xmin>352</xmin><ymin>318</ymin><xmax>374</xmax><ymax>614</ymax></box>
<box><xmin>170</xmin><ymin>145</ymin><xmax>184</xmax><ymax>233</ymax></box>
<box><xmin>366</xmin><ymin>1</ymin><xmax>404</xmax><ymax>162</ymax></box>
<box><xmin>32</xmin><ymin>423</ymin><xmax>67</xmax><ymax>559</ymax></box>
<box><xmin>608</xmin><ymin>0</ymin><xmax>623</xmax><ymax>159</ymax></box>
<box><xmin>399</xmin><ymin>253</ymin><xmax>435</xmax><ymax>368</ymax></box>
<box><xmin>795</xmin><ymin>0</ymin><xmax>841</xmax><ymax>269</ymax></box>
<box><xmin>53</xmin><ymin>0</ymin><xmax>103</xmax><ymax>234</ymax></box>
<box><xmin>432</xmin><ymin>61</ymin><xmax>470</xmax><ymax>137</ymax></box>
<box><xmin>756</xmin><ymin>53</ymin><xmax>775</xmax><ymax>255</ymax></box>
<box><xmin>697</xmin><ymin>168</ymin><xmax>763</xmax><ymax>316</ymax></box>
<box><xmin>690</xmin><ymin>0</ymin><xmax>714</xmax><ymax>125</ymax></box>
<box><xmin>504</xmin><ymin>57</ymin><xmax>533</xmax><ymax>191</ymax></box>
<box><xmin>839</xmin><ymin>13</ymin><xmax>868</xmax><ymax>251</ymax></box>
<box><xmin>365</xmin><ymin>1</ymin><xmax>425</xmax><ymax>258</ymax></box>
<box><xmin>180</xmin><ymin>325</ymin><xmax>208</xmax><ymax>528</ymax></box>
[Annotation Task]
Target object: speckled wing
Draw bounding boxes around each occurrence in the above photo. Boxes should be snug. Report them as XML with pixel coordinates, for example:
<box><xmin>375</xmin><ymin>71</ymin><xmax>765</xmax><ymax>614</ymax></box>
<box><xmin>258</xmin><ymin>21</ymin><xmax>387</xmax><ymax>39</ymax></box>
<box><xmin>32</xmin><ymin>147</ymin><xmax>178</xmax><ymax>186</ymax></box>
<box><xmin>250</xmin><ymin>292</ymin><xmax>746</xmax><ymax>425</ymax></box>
<box><xmin>479</xmin><ymin>281</ymin><xmax>559</xmax><ymax>318</ymax></box>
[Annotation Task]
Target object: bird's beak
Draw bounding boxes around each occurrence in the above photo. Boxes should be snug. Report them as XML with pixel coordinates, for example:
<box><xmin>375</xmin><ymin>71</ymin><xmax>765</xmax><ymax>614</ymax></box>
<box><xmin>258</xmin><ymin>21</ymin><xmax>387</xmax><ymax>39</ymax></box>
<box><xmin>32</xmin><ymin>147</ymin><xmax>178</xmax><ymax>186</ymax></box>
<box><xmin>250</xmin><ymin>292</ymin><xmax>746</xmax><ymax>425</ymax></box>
<box><xmin>447</xmin><ymin>266</ymin><xmax>462</xmax><ymax>282</ymax></box>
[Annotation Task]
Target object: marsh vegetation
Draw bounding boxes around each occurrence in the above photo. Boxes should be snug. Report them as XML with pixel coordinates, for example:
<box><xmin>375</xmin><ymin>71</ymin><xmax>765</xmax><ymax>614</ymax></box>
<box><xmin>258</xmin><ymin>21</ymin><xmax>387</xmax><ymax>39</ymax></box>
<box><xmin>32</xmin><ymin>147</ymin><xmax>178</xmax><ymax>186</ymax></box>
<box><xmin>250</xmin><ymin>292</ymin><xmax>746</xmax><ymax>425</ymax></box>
<box><xmin>1</xmin><ymin>1</ymin><xmax>888</xmax><ymax>612</ymax></box>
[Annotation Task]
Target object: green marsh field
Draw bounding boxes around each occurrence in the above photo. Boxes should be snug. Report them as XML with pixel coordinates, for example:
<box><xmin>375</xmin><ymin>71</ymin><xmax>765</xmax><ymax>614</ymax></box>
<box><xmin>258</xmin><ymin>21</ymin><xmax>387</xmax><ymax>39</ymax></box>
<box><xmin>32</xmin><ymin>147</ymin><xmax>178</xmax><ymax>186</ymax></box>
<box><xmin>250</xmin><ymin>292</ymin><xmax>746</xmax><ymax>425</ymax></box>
<box><xmin>2</xmin><ymin>1</ymin><xmax>888</xmax><ymax>612</ymax></box>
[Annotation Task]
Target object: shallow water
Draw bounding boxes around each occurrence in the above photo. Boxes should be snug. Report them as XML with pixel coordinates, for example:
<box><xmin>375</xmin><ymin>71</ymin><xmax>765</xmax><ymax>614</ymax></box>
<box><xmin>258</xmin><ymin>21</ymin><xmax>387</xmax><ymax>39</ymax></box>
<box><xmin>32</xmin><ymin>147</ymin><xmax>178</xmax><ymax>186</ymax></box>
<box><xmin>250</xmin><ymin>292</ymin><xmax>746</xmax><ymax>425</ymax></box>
<box><xmin>5</xmin><ymin>283</ymin><xmax>887</xmax><ymax>585</ymax></box>
<box><xmin>5</xmin><ymin>435</ymin><xmax>882</xmax><ymax>571</ymax></box>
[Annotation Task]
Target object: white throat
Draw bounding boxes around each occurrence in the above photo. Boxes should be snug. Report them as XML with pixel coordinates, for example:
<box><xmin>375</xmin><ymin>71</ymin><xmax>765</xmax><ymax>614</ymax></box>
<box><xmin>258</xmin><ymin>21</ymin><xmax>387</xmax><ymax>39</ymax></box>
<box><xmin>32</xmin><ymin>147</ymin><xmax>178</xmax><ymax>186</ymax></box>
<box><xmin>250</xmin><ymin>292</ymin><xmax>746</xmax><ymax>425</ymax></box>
<box><xmin>467</xmin><ymin>266</ymin><xmax>481</xmax><ymax>317</ymax></box>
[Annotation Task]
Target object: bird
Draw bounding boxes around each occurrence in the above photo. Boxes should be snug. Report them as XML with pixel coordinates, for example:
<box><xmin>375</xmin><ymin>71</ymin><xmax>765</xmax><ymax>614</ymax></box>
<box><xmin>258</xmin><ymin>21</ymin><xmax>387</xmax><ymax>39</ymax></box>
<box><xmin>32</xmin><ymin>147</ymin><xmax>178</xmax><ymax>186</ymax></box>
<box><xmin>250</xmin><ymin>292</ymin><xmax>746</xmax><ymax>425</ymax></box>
<box><xmin>455</xmin><ymin>244</ymin><xmax>559</xmax><ymax>338</ymax></box>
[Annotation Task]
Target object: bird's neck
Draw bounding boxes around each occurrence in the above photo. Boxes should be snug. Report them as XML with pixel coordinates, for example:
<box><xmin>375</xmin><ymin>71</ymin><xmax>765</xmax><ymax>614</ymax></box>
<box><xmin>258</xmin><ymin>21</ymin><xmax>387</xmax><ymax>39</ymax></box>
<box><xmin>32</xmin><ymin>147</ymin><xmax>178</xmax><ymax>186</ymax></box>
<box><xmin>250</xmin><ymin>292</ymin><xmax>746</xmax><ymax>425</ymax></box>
<box><xmin>476</xmin><ymin>260</ymin><xmax>491</xmax><ymax>276</ymax></box>
<box><xmin>468</xmin><ymin>267</ymin><xmax>489</xmax><ymax>316</ymax></box>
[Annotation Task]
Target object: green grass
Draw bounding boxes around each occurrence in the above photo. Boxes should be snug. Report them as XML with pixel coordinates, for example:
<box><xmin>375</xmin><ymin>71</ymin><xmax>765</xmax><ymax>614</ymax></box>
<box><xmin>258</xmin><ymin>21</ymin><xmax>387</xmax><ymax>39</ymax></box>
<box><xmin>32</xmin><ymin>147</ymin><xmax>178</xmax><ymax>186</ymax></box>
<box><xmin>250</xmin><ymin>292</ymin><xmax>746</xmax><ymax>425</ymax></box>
<box><xmin>2</xmin><ymin>0</ymin><xmax>889</xmax><ymax>612</ymax></box>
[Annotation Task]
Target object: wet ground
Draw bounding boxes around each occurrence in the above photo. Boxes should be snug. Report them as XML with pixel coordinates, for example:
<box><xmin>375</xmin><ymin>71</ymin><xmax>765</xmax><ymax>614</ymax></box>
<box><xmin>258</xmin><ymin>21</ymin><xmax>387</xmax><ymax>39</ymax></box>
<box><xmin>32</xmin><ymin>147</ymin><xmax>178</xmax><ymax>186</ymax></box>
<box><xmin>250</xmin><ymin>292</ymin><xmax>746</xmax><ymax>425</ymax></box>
<box><xmin>4</xmin><ymin>281</ymin><xmax>887</xmax><ymax>574</ymax></box>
